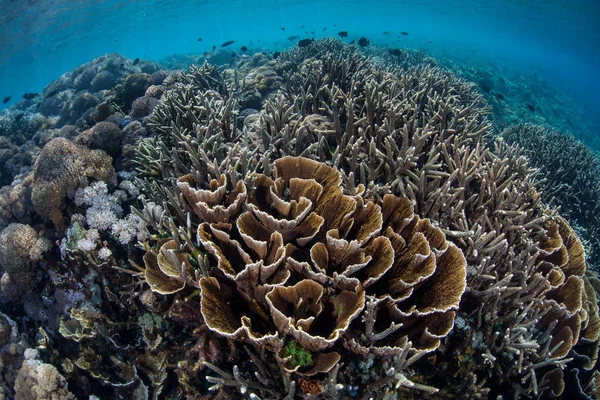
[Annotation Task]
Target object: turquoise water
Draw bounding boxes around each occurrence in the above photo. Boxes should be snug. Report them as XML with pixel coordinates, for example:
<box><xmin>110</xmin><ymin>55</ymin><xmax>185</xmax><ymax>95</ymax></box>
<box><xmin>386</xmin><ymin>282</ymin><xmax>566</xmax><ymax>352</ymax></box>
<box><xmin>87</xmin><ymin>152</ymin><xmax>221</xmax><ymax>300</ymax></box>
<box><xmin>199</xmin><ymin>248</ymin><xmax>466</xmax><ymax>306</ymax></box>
<box><xmin>1</xmin><ymin>0</ymin><xmax>599</xmax><ymax>110</ymax></box>
<box><xmin>1</xmin><ymin>2</ymin><xmax>600</xmax><ymax>399</ymax></box>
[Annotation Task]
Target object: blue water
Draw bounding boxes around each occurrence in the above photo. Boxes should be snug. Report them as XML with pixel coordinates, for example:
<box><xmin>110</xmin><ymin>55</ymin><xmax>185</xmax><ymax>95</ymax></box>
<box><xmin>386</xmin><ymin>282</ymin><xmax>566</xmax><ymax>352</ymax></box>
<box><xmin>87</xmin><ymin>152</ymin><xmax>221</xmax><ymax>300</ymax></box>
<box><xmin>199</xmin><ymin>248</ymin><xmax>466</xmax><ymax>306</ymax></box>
<box><xmin>1</xmin><ymin>0</ymin><xmax>599</xmax><ymax>139</ymax></box>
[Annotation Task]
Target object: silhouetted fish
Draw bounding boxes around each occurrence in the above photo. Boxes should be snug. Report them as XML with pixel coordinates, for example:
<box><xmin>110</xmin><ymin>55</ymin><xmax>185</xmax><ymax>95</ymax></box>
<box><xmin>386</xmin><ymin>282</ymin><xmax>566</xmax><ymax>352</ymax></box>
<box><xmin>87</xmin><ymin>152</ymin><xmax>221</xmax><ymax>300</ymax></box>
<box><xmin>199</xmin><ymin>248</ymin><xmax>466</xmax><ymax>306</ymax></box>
<box><xmin>527</xmin><ymin>104</ymin><xmax>535</xmax><ymax>112</ymax></box>
<box><xmin>240</xmin><ymin>46</ymin><xmax>248</xmax><ymax>52</ymax></box>
<box><xmin>212</xmin><ymin>45</ymin><xmax>217</xmax><ymax>51</ymax></box>
<box><xmin>338</xmin><ymin>31</ymin><xmax>348</xmax><ymax>38</ymax></box>
<box><xmin>480</xmin><ymin>83</ymin><xmax>491</xmax><ymax>94</ymax></box>
<box><xmin>383</xmin><ymin>31</ymin><xmax>391</xmax><ymax>36</ymax></box>
<box><xmin>22</xmin><ymin>92</ymin><xmax>38</xmax><ymax>100</ymax></box>
<box><xmin>221</xmin><ymin>40</ymin><xmax>235</xmax><ymax>47</ymax></box>
<box><xmin>287</xmin><ymin>35</ymin><xmax>300</xmax><ymax>41</ymax></box>
<box><xmin>46</xmin><ymin>89</ymin><xmax>59</xmax><ymax>97</ymax></box>
<box><xmin>197</xmin><ymin>37</ymin><xmax>202</xmax><ymax>42</ymax></box>
<box><xmin>496</xmin><ymin>93</ymin><xmax>505</xmax><ymax>100</ymax></box>
<box><xmin>323</xmin><ymin>27</ymin><xmax>327</xmax><ymax>31</ymax></box>
<box><xmin>400</xmin><ymin>31</ymin><xmax>409</xmax><ymax>35</ymax></box>
<box><xmin>133</xmin><ymin>58</ymin><xmax>140</xmax><ymax>65</ymax></box>
<box><xmin>300</xmin><ymin>25</ymin><xmax>305</xmax><ymax>29</ymax></box>
<box><xmin>281</xmin><ymin>27</ymin><xmax>286</xmax><ymax>31</ymax></box>
<box><xmin>389</xmin><ymin>49</ymin><xmax>402</xmax><ymax>56</ymax></box>
<box><xmin>311</xmin><ymin>30</ymin><xmax>315</xmax><ymax>34</ymax></box>
<box><xmin>298</xmin><ymin>38</ymin><xmax>315</xmax><ymax>47</ymax></box>
<box><xmin>273</xmin><ymin>51</ymin><xmax>281</xmax><ymax>59</ymax></box>
<box><xmin>358</xmin><ymin>37</ymin><xmax>370</xmax><ymax>46</ymax></box>
<box><xmin>2</xmin><ymin>96</ymin><xmax>11</xmax><ymax>104</ymax></box>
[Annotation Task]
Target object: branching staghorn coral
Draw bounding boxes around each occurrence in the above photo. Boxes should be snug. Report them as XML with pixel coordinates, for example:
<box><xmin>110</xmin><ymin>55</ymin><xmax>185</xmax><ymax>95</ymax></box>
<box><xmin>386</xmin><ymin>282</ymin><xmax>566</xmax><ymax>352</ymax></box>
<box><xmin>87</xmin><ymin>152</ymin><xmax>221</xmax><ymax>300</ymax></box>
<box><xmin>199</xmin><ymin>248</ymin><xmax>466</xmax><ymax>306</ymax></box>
<box><xmin>133</xmin><ymin>40</ymin><xmax>600</xmax><ymax>398</ymax></box>
<box><xmin>502</xmin><ymin>123</ymin><xmax>600</xmax><ymax>269</ymax></box>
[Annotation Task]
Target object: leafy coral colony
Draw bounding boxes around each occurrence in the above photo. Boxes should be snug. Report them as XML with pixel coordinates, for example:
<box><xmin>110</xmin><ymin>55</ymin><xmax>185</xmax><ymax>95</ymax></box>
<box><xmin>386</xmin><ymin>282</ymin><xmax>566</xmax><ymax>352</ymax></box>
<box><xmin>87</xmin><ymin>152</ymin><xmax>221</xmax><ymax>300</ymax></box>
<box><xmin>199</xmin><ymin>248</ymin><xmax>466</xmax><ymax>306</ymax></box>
<box><xmin>0</xmin><ymin>39</ymin><xmax>598</xmax><ymax>399</ymax></box>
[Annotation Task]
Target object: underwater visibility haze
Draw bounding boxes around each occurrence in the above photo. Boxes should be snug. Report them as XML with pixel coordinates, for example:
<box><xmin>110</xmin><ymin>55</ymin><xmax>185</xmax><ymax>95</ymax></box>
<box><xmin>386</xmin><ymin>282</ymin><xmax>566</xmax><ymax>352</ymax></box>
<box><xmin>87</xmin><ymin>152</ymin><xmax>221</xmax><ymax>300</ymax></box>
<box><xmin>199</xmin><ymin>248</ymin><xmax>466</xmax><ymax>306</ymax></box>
<box><xmin>0</xmin><ymin>0</ymin><xmax>599</xmax><ymax>399</ymax></box>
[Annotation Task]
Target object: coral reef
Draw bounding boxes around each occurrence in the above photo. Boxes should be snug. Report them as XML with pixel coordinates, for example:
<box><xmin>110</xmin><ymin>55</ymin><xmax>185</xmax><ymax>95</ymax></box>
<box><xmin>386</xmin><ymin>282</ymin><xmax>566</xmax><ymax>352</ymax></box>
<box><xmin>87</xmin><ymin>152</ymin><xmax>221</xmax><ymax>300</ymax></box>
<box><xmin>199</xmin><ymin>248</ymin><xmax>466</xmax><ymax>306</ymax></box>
<box><xmin>503</xmin><ymin>123</ymin><xmax>600</xmax><ymax>269</ymax></box>
<box><xmin>31</xmin><ymin>137</ymin><xmax>116</xmax><ymax>228</ymax></box>
<box><xmin>0</xmin><ymin>223</ymin><xmax>49</xmax><ymax>300</ymax></box>
<box><xmin>188</xmin><ymin>156</ymin><xmax>466</xmax><ymax>394</ymax></box>
<box><xmin>134</xmin><ymin>39</ymin><xmax>599</xmax><ymax>398</ymax></box>
<box><xmin>0</xmin><ymin>40</ymin><xmax>598</xmax><ymax>400</ymax></box>
<box><xmin>14</xmin><ymin>349</ymin><xmax>75</xmax><ymax>400</ymax></box>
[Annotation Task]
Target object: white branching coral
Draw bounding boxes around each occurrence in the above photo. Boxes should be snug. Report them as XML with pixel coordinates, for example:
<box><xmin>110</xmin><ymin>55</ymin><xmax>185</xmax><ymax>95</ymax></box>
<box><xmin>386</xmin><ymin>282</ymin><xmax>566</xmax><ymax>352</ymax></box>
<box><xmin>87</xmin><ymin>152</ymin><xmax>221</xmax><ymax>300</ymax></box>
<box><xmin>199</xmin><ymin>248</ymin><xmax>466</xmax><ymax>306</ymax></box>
<box><xmin>72</xmin><ymin>181</ymin><xmax>150</xmax><ymax>246</ymax></box>
<box><xmin>14</xmin><ymin>349</ymin><xmax>74</xmax><ymax>400</ymax></box>
<box><xmin>74</xmin><ymin>181</ymin><xmax>122</xmax><ymax>231</ymax></box>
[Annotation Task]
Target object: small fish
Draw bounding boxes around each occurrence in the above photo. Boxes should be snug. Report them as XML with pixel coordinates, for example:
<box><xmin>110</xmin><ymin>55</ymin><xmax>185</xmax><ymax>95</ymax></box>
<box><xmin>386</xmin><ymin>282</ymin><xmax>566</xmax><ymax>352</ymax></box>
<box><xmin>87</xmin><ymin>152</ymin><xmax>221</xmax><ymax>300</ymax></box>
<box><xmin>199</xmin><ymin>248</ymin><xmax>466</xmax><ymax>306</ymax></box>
<box><xmin>298</xmin><ymin>38</ymin><xmax>315</xmax><ymax>47</ymax></box>
<box><xmin>496</xmin><ymin>93</ymin><xmax>505</xmax><ymax>100</ymax></box>
<box><xmin>357</xmin><ymin>37</ymin><xmax>370</xmax><ymax>47</ymax></box>
<box><xmin>480</xmin><ymin>83</ymin><xmax>491</xmax><ymax>94</ymax></box>
<box><xmin>400</xmin><ymin>31</ymin><xmax>409</xmax><ymax>36</ymax></box>
<box><xmin>287</xmin><ymin>35</ymin><xmax>300</xmax><ymax>41</ymax></box>
<box><xmin>133</xmin><ymin>58</ymin><xmax>140</xmax><ymax>65</ymax></box>
<box><xmin>221</xmin><ymin>40</ymin><xmax>235</xmax><ymax>47</ymax></box>
<box><xmin>383</xmin><ymin>31</ymin><xmax>391</xmax><ymax>36</ymax></box>
<box><xmin>300</xmin><ymin>25</ymin><xmax>305</xmax><ymax>29</ymax></box>
<box><xmin>114</xmin><ymin>37</ymin><xmax>118</xmax><ymax>42</ymax></box>
<box><xmin>428</xmin><ymin>40</ymin><xmax>434</xmax><ymax>44</ymax></box>
<box><xmin>203</xmin><ymin>51</ymin><xmax>212</xmax><ymax>58</ymax></box>
<box><xmin>212</xmin><ymin>45</ymin><xmax>217</xmax><ymax>51</ymax></box>
<box><xmin>323</xmin><ymin>27</ymin><xmax>327</xmax><ymax>32</ymax></box>
<box><xmin>349</xmin><ymin>40</ymin><xmax>355</xmax><ymax>44</ymax></box>
<box><xmin>499</xmin><ymin>77</ymin><xmax>506</xmax><ymax>83</ymax></box>
<box><xmin>240</xmin><ymin>46</ymin><xmax>248</xmax><ymax>52</ymax></box>
<box><xmin>338</xmin><ymin>31</ymin><xmax>348</xmax><ymax>38</ymax></box>
<box><xmin>197</xmin><ymin>37</ymin><xmax>202</xmax><ymax>42</ymax></box>
<box><xmin>2</xmin><ymin>96</ymin><xmax>11</xmax><ymax>104</ymax></box>
<box><xmin>334</xmin><ymin>24</ymin><xmax>337</xmax><ymax>27</ymax></box>
<box><xmin>273</xmin><ymin>51</ymin><xmax>281</xmax><ymax>59</ymax></box>
<box><xmin>311</xmin><ymin>30</ymin><xmax>315</xmax><ymax>34</ymax></box>
<box><xmin>46</xmin><ymin>89</ymin><xmax>59</xmax><ymax>97</ymax></box>
<box><xmin>527</xmin><ymin>104</ymin><xmax>535</xmax><ymax>112</ymax></box>
<box><xmin>22</xmin><ymin>92</ymin><xmax>38</xmax><ymax>100</ymax></box>
<box><xmin>120</xmin><ymin>63</ymin><xmax>125</xmax><ymax>69</ymax></box>
<box><xmin>281</xmin><ymin>27</ymin><xmax>286</xmax><ymax>31</ymax></box>
<box><xmin>388</xmin><ymin>49</ymin><xmax>402</xmax><ymax>56</ymax></box>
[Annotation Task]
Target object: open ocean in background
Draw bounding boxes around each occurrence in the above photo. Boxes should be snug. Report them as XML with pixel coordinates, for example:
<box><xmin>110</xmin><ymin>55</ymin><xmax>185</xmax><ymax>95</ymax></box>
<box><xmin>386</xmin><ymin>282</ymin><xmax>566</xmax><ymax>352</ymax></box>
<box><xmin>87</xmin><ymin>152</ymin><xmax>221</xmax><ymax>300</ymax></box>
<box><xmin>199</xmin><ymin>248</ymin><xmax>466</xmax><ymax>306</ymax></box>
<box><xmin>1</xmin><ymin>0</ymin><xmax>599</xmax><ymax>126</ymax></box>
